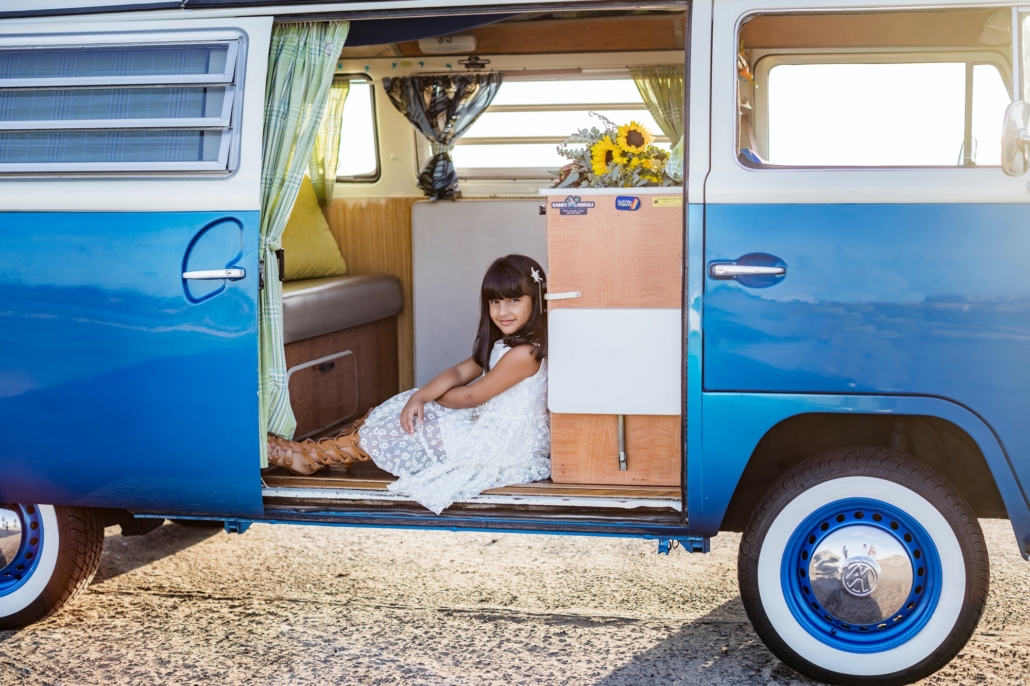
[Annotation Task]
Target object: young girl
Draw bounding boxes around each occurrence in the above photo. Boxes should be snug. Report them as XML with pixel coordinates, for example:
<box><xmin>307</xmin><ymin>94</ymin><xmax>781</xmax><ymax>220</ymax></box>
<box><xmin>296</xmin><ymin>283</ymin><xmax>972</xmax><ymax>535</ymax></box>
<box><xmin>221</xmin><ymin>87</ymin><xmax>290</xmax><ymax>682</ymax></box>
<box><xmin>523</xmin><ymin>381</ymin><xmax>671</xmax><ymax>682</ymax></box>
<box><xmin>267</xmin><ymin>254</ymin><xmax>551</xmax><ymax>514</ymax></box>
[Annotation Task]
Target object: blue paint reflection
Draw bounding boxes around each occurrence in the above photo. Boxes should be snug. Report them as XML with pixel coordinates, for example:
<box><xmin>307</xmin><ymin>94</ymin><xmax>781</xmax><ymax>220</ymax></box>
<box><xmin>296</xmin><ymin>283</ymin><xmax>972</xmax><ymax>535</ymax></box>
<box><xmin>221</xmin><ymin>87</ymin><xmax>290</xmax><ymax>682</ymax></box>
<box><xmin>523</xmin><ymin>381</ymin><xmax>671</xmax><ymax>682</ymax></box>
<box><xmin>0</xmin><ymin>211</ymin><xmax>262</xmax><ymax>515</ymax></box>
<box><xmin>704</xmin><ymin>203</ymin><xmax>1030</xmax><ymax>529</ymax></box>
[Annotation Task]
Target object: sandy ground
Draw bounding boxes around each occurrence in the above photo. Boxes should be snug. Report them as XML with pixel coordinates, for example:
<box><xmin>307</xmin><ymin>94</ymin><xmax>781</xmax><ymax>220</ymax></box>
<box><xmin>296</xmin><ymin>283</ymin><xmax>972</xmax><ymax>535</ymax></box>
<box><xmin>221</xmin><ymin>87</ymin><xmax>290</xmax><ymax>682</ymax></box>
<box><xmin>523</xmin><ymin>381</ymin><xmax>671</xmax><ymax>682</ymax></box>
<box><xmin>0</xmin><ymin>517</ymin><xmax>1028</xmax><ymax>685</ymax></box>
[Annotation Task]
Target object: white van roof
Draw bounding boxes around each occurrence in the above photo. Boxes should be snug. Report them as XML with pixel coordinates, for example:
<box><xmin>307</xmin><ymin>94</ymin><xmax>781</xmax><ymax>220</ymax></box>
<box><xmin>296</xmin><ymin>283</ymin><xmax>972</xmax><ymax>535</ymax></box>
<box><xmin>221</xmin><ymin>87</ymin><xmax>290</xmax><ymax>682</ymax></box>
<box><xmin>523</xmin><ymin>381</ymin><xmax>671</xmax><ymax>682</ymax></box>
<box><xmin>0</xmin><ymin>0</ymin><xmax>619</xmax><ymax>21</ymax></box>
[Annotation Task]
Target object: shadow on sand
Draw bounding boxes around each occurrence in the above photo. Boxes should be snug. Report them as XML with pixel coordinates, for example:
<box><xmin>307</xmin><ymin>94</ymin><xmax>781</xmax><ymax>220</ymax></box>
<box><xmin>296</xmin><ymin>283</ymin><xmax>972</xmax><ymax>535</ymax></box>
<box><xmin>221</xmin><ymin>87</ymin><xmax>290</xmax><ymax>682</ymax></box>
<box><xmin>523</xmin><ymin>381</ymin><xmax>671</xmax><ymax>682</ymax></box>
<box><xmin>91</xmin><ymin>520</ymin><xmax>221</xmax><ymax>585</ymax></box>
<box><xmin>591</xmin><ymin>597</ymin><xmax>816</xmax><ymax>686</ymax></box>
<box><xmin>0</xmin><ymin>522</ymin><xmax>219</xmax><ymax>646</ymax></box>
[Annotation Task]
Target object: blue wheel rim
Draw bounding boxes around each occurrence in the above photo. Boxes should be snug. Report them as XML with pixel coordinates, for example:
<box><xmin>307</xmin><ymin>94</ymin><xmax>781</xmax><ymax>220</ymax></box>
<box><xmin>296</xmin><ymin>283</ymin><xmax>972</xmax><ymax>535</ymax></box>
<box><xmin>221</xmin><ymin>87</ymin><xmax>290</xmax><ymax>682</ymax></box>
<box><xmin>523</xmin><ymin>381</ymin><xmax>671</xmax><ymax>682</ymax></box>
<box><xmin>780</xmin><ymin>497</ymin><xmax>943</xmax><ymax>653</ymax></box>
<box><xmin>0</xmin><ymin>504</ymin><xmax>45</xmax><ymax>597</ymax></box>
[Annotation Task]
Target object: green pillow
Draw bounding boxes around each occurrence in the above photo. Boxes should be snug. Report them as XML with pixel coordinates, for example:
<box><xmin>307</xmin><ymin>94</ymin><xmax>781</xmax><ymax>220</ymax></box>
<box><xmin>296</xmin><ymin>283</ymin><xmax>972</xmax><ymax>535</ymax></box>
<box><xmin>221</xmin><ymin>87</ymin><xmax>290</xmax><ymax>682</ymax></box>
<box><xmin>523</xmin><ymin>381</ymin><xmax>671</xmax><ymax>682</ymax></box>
<box><xmin>280</xmin><ymin>176</ymin><xmax>348</xmax><ymax>281</ymax></box>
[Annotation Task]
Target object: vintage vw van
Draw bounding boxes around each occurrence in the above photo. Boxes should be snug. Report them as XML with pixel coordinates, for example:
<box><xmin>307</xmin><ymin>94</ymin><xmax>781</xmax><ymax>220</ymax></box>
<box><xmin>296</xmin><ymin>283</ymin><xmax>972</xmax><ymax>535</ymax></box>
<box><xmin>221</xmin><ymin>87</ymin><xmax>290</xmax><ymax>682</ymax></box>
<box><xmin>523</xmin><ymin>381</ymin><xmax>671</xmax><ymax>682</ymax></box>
<box><xmin>2</xmin><ymin>0</ymin><xmax>1030</xmax><ymax>683</ymax></box>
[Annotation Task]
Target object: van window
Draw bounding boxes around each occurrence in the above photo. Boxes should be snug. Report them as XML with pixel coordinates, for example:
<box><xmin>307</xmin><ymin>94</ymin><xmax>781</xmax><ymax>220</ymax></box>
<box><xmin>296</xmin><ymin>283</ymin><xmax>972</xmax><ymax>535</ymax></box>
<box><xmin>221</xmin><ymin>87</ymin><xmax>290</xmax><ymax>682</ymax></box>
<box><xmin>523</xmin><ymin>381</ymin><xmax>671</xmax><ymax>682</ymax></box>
<box><xmin>450</xmin><ymin>77</ymin><xmax>671</xmax><ymax>177</ymax></box>
<box><xmin>0</xmin><ymin>35</ymin><xmax>242</xmax><ymax>174</ymax></box>
<box><xmin>764</xmin><ymin>61</ymin><xmax>1010</xmax><ymax>166</ymax></box>
<box><xmin>739</xmin><ymin>10</ymin><xmax>1014</xmax><ymax>168</ymax></box>
<box><xmin>336</xmin><ymin>77</ymin><xmax>380</xmax><ymax>181</ymax></box>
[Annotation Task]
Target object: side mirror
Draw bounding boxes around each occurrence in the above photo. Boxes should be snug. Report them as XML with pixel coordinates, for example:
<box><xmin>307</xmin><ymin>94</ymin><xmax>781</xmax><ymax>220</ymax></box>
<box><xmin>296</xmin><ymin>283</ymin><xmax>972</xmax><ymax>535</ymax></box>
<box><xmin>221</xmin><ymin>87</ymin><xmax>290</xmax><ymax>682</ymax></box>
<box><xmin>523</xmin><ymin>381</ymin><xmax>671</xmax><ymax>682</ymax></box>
<box><xmin>1002</xmin><ymin>101</ymin><xmax>1030</xmax><ymax>176</ymax></box>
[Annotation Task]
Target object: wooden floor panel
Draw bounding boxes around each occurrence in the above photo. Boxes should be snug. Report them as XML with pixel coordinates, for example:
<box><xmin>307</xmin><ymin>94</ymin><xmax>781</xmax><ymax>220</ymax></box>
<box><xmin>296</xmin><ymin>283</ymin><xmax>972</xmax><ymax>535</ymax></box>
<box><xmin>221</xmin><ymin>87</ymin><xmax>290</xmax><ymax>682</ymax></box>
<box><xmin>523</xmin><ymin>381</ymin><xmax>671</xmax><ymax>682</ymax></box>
<box><xmin>263</xmin><ymin>461</ymin><xmax>679</xmax><ymax>499</ymax></box>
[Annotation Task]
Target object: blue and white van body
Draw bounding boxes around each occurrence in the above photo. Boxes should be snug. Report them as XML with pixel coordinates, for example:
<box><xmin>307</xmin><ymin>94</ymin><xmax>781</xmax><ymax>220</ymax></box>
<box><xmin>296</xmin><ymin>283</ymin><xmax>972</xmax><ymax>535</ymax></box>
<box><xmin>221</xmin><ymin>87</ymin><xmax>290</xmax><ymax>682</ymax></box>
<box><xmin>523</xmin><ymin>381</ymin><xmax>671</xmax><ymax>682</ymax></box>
<box><xmin>1</xmin><ymin>0</ymin><xmax>1028</xmax><ymax>682</ymax></box>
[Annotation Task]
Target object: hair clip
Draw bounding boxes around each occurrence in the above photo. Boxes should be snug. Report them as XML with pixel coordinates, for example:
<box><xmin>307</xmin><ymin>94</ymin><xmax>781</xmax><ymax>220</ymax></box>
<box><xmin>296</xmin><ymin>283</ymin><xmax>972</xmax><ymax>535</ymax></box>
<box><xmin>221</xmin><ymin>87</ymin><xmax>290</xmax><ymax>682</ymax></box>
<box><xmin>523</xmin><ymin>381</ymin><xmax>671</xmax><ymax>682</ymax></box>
<box><xmin>531</xmin><ymin>268</ymin><xmax>545</xmax><ymax>313</ymax></box>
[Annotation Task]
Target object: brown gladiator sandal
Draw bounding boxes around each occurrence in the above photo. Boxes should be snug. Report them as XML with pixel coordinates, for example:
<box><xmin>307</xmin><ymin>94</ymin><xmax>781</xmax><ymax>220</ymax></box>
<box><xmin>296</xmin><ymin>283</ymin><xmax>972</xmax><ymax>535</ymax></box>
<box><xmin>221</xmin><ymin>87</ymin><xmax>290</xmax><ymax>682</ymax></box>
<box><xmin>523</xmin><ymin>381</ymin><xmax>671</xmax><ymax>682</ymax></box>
<box><xmin>309</xmin><ymin>412</ymin><xmax>374</xmax><ymax>465</ymax></box>
<box><xmin>266</xmin><ymin>412</ymin><xmax>372</xmax><ymax>475</ymax></box>
<box><xmin>300</xmin><ymin>419</ymin><xmax>372</xmax><ymax>468</ymax></box>
<box><xmin>266</xmin><ymin>434</ymin><xmax>323</xmax><ymax>475</ymax></box>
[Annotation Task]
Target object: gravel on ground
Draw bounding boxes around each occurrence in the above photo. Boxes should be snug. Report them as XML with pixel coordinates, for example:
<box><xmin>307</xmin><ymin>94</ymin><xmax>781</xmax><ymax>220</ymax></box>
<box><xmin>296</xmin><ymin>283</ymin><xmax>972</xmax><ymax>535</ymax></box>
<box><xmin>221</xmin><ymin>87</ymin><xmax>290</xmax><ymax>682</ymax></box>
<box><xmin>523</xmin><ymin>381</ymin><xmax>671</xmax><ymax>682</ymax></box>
<box><xmin>0</xmin><ymin>517</ymin><xmax>1027</xmax><ymax>685</ymax></box>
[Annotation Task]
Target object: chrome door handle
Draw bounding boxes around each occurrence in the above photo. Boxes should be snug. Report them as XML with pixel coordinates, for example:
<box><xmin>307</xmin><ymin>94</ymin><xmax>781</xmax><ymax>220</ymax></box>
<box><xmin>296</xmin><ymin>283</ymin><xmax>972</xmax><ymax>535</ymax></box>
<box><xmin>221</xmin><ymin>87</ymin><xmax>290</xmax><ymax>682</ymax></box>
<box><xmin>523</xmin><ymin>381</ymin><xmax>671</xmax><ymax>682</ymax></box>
<box><xmin>709</xmin><ymin>264</ymin><xmax>786</xmax><ymax>278</ymax></box>
<box><xmin>182</xmin><ymin>268</ymin><xmax>246</xmax><ymax>281</ymax></box>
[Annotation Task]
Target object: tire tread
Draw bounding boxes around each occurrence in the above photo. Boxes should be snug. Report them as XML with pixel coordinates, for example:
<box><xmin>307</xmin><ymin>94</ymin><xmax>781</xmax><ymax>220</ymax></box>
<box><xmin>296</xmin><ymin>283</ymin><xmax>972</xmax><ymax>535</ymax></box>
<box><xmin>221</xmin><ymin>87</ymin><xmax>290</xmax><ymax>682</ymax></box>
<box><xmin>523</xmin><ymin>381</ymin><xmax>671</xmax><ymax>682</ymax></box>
<box><xmin>0</xmin><ymin>506</ymin><xmax>105</xmax><ymax>629</ymax></box>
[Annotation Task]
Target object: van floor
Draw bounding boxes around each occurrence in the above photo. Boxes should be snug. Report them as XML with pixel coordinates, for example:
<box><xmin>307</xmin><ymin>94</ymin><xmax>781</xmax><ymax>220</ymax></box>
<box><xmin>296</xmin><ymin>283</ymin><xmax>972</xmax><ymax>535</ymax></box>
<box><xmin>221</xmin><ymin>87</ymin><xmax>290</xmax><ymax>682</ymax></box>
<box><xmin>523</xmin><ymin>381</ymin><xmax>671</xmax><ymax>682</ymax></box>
<box><xmin>262</xmin><ymin>461</ymin><xmax>682</xmax><ymax>511</ymax></box>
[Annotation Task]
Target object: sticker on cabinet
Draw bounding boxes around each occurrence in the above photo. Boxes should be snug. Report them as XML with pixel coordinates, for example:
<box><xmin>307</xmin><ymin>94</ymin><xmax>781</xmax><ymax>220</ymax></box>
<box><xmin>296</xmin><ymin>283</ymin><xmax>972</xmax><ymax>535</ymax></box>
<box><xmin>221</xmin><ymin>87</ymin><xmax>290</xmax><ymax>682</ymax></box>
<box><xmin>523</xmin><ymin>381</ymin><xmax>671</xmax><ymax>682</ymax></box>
<box><xmin>615</xmin><ymin>196</ymin><xmax>641</xmax><ymax>211</ymax></box>
<box><xmin>551</xmin><ymin>196</ymin><xmax>596</xmax><ymax>215</ymax></box>
<box><xmin>652</xmin><ymin>196</ymin><xmax>682</xmax><ymax>207</ymax></box>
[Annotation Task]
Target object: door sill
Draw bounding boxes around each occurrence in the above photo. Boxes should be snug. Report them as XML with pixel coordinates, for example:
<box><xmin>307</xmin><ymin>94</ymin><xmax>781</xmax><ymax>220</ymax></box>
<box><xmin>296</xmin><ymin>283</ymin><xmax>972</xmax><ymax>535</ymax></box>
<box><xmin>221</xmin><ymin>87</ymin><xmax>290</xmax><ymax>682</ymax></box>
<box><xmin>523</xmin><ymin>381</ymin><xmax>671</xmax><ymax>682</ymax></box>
<box><xmin>262</xmin><ymin>463</ymin><xmax>681</xmax><ymax>511</ymax></box>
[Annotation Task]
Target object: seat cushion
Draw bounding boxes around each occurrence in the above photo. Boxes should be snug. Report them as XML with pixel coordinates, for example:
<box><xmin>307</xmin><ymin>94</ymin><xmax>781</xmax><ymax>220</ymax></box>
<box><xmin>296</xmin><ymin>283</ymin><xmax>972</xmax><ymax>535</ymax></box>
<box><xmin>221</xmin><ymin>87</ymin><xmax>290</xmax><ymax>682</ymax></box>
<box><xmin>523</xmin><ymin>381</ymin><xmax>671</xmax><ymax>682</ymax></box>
<box><xmin>282</xmin><ymin>274</ymin><xmax>403</xmax><ymax>344</ymax></box>
<box><xmin>280</xmin><ymin>176</ymin><xmax>348</xmax><ymax>281</ymax></box>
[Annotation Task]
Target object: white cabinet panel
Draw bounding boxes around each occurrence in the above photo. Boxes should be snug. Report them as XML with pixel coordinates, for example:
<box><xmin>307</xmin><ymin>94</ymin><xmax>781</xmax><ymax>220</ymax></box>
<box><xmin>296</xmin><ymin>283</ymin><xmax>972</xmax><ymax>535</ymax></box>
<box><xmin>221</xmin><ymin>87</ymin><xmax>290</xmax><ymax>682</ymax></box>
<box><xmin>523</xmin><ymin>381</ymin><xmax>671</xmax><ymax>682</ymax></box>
<box><xmin>548</xmin><ymin>308</ymin><xmax>681</xmax><ymax>415</ymax></box>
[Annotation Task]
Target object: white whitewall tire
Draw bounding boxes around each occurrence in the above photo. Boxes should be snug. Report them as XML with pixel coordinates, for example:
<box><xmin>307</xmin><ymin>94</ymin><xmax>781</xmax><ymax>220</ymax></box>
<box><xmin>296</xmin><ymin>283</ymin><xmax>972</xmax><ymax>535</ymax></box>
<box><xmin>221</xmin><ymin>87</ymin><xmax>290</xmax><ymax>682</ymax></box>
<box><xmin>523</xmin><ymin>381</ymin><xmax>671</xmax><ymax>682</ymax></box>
<box><xmin>738</xmin><ymin>447</ymin><xmax>989</xmax><ymax>686</ymax></box>
<box><xmin>0</xmin><ymin>505</ymin><xmax>104</xmax><ymax>629</ymax></box>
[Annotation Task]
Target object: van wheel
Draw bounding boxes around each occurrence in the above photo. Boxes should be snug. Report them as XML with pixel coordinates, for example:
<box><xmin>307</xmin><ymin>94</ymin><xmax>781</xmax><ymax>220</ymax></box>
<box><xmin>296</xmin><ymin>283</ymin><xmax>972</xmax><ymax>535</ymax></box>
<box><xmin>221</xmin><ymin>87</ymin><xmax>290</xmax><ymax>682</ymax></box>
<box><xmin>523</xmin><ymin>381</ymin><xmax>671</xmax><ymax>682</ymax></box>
<box><xmin>0</xmin><ymin>505</ymin><xmax>104</xmax><ymax>629</ymax></box>
<box><xmin>738</xmin><ymin>447</ymin><xmax>989</xmax><ymax>685</ymax></box>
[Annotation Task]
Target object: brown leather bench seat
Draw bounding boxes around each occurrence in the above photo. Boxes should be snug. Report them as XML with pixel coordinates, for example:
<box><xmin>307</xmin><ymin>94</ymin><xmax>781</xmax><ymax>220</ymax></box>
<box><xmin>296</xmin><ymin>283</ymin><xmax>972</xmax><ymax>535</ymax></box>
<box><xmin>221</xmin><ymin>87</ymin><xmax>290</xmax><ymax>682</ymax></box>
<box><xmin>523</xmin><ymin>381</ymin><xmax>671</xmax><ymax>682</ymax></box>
<box><xmin>282</xmin><ymin>274</ymin><xmax>403</xmax><ymax>344</ymax></box>
<box><xmin>282</xmin><ymin>274</ymin><xmax>403</xmax><ymax>439</ymax></box>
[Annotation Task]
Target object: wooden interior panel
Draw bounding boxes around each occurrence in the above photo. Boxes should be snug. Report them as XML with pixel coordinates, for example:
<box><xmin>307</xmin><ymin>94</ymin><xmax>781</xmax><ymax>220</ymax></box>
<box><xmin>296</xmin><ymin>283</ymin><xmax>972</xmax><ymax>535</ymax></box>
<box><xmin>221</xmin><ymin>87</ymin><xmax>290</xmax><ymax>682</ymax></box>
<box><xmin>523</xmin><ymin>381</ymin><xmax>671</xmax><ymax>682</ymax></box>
<box><xmin>325</xmin><ymin>197</ymin><xmax>419</xmax><ymax>391</ymax></box>
<box><xmin>546</xmin><ymin>194</ymin><xmax>683</xmax><ymax>309</ymax></box>
<box><xmin>395</xmin><ymin>15</ymin><xmax>686</xmax><ymax>57</ymax></box>
<box><xmin>550</xmin><ymin>414</ymin><xmax>681</xmax><ymax>486</ymax></box>
<box><xmin>740</xmin><ymin>10</ymin><xmax>995</xmax><ymax>49</ymax></box>
<box><xmin>285</xmin><ymin>317</ymin><xmax>399</xmax><ymax>438</ymax></box>
<box><xmin>264</xmin><ymin>461</ymin><xmax>681</xmax><ymax>499</ymax></box>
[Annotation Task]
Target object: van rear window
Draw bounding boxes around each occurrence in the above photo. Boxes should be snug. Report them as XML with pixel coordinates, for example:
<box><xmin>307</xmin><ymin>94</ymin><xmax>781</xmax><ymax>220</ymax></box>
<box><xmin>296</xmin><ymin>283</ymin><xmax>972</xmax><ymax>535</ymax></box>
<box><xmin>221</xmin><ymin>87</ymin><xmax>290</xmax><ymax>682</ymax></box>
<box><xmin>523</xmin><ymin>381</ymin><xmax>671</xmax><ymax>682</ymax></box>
<box><xmin>0</xmin><ymin>34</ymin><xmax>242</xmax><ymax>174</ymax></box>
<box><xmin>448</xmin><ymin>78</ymin><xmax>671</xmax><ymax>177</ymax></box>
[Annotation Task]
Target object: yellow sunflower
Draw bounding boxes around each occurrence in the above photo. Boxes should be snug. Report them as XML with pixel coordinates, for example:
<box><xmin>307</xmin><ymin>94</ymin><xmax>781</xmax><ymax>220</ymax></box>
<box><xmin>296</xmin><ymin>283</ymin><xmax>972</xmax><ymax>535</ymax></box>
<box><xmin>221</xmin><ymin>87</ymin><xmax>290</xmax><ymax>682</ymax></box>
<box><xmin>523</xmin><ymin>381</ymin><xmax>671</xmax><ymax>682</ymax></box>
<box><xmin>628</xmin><ymin>156</ymin><xmax>655</xmax><ymax>170</ymax></box>
<box><xmin>616</xmin><ymin>122</ymin><xmax>655</xmax><ymax>154</ymax></box>
<box><xmin>590</xmin><ymin>136</ymin><xmax>626</xmax><ymax>175</ymax></box>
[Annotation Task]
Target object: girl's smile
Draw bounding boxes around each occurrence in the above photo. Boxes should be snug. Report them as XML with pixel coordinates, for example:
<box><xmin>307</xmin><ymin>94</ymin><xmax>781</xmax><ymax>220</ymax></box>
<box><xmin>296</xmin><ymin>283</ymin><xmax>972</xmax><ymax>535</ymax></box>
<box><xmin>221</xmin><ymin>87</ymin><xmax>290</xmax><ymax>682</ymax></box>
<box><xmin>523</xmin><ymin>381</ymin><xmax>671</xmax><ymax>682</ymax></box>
<box><xmin>489</xmin><ymin>295</ymin><xmax>533</xmax><ymax>335</ymax></box>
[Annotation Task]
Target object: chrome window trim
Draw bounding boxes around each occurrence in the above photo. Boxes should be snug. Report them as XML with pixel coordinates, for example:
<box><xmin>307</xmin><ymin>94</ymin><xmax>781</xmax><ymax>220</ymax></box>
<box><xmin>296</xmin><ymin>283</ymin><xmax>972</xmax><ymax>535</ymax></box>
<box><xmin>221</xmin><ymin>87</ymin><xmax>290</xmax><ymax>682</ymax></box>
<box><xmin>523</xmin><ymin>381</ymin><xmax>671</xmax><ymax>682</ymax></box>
<box><xmin>733</xmin><ymin>7</ymin><xmax>1014</xmax><ymax>171</ymax></box>
<box><xmin>0</xmin><ymin>72</ymin><xmax>233</xmax><ymax>89</ymax></box>
<box><xmin>0</xmin><ymin>86</ymin><xmax>236</xmax><ymax>131</ymax></box>
<box><xmin>0</xmin><ymin>128</ymin><xmax>233</xmax><ymax>173</ymax></box>
<box><xmin>0</xmin><ymin>160</ymin><xmax>229</xmax><ymax>173</ymax></box>
<box><xmin>0</xmin><ymin>38</ymin><xmax>238</xmax><ymax>88</ymax></box>
<box><xmin>335</xmin><ymin>73</ymin><xmax>382</xmax><ymax>184</ymax></box>
<box><xmin>0</xmin><ymin>31</ymin><xmax>244</xmax><ymax>175</ymax></box>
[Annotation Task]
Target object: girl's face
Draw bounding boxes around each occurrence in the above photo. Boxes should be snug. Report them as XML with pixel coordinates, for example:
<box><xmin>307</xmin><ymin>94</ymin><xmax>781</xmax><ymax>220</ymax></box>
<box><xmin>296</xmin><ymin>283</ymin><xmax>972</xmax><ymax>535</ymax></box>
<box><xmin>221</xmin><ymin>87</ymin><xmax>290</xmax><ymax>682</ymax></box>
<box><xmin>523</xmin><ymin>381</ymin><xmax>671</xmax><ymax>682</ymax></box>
<box><xmin>489</xmin><ymin>294</ymin><xmax>533</xmax><ymax>335</ymax></box>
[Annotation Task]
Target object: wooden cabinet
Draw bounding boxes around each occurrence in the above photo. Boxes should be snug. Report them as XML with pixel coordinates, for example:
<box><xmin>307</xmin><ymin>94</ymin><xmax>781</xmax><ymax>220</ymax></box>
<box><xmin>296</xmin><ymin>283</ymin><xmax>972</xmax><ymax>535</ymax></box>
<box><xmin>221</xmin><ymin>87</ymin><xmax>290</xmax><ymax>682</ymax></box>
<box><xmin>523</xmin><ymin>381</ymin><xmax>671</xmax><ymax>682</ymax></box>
<box><xmin>545</xmin><ymin>190</ymin><xmax>684</xmax><ymax>486</ymax></box>
<box><xmin>551</xmin><ymin>414</ymin><xmax>682</xmax><ymax>485</ymax></box>
<box><xmin>285</xmin><ymin>318</ymin><xmax>398</xmax><ymax>439</ymax></box>
<box><xmin>546</xmin><ymin>193</ymin><xmax>683</xmax><ymax>309</ymax></box>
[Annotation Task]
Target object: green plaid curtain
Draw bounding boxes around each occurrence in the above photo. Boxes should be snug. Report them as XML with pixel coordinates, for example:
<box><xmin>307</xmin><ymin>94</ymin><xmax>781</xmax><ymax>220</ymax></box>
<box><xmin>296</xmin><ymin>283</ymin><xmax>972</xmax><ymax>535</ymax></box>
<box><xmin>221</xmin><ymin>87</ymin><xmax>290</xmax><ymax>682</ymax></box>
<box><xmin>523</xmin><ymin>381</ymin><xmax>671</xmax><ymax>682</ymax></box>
<box><xmin>630</xmin><ymin>65</ymin><xmax>685</xmax><ymax>143</ymax></box>
<box><xmin>260</xmin><ymin>21</ymin><xmax>350</xmax><ymax>462</ymax></box>
<box><xmin>308</xmin><ymin>75</ymin><xmax>351</xmax><ymax>207</ymax></box>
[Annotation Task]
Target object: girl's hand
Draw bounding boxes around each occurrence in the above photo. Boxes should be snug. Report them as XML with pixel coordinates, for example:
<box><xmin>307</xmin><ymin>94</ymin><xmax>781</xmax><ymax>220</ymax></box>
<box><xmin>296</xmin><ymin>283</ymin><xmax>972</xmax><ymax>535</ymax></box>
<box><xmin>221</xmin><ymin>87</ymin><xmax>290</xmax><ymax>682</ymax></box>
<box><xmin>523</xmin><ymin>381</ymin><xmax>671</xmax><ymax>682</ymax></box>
<box><xmin>400</xmin><ymin>394</ymin><xmax>425</xmax><ymax>435</ymax></box>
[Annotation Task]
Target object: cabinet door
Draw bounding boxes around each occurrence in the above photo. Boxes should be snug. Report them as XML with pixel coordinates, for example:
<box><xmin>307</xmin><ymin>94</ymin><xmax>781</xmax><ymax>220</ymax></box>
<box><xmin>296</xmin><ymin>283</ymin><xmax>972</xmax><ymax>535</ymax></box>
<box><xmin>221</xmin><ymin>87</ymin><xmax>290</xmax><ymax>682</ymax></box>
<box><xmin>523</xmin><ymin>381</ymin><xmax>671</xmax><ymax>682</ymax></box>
<box><xmin>545</xmin><ymin>193</ymin><xmax>684</xmax><ymax>486</ymax></box>
<box><xmin>545</xmin><ymin>194</ymin><xmax>682</xmax><ymax>309</ymax></box>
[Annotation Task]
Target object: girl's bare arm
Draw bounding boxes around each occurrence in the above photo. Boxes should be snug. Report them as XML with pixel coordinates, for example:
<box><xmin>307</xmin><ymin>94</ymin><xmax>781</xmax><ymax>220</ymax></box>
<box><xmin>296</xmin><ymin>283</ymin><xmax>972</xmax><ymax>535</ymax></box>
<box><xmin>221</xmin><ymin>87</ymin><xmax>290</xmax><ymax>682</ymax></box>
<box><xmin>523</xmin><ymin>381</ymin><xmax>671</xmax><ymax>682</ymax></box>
<box><xmin>399</xmin><ymin>357</ymin><xmax>483</xmax><ymax>433</ymax></box>
<box><xmin>435</xmin><ymin>345</ymin><xmax>541</xmax><ymax>410</ymax></box>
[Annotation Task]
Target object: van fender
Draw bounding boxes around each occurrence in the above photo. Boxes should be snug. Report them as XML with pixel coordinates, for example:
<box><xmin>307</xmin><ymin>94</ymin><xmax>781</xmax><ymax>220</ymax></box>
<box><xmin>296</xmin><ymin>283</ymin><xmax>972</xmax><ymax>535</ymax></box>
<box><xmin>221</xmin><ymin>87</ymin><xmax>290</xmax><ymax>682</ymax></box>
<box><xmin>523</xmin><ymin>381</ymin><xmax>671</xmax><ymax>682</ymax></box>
<box><xmin>690</xmin><ymin>392</ymin><xmax>1030</xmax><ymax>557</ymax></box>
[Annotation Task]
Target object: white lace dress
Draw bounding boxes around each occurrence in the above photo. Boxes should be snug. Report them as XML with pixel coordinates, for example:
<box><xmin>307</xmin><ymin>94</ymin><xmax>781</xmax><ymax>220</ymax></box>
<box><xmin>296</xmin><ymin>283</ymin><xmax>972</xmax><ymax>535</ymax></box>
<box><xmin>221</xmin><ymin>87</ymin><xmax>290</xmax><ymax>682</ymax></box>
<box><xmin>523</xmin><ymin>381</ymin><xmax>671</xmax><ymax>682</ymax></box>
<box><xmin>358</xmin><ymin>341</ymin><xmax>551</xmax><ymax>514</ymax></box>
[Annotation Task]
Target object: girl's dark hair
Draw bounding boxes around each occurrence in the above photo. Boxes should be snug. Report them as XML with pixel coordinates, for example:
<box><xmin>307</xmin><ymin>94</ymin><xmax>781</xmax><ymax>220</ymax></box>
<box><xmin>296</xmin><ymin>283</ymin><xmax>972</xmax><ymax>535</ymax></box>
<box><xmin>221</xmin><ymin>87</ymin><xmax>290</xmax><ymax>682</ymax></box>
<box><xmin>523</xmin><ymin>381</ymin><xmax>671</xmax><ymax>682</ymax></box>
<box><xmin>472</xmin><ymin>254</ymin><xmax>548</xmax><ymax>370</ymax></box>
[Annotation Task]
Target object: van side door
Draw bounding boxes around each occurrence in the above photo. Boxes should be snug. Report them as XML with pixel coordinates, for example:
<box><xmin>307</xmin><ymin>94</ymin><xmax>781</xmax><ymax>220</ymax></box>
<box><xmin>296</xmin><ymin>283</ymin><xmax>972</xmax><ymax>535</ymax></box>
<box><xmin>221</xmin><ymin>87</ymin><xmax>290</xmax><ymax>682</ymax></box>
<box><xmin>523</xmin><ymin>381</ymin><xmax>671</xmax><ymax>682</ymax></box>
<box><xmin>702</xmin><ymin>4</ymin><xmax>1030</xmax><ymax>498</ymax></box>
<box><xmin>0</xmin><ymin>17</ymin><xmax>272</xmax><ymax>515</ymax></box>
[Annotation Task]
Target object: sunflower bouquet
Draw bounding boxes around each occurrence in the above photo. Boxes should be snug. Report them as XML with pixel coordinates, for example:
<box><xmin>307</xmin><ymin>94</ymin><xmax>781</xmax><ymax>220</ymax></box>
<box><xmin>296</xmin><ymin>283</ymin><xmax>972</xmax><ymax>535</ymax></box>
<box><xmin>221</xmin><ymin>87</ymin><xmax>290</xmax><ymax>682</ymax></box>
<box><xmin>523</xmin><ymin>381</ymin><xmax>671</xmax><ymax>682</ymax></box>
<box><xmin>552</xmin><ymin>113</ymin><xmax>676</xmax><ymax>188</ymax></box>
